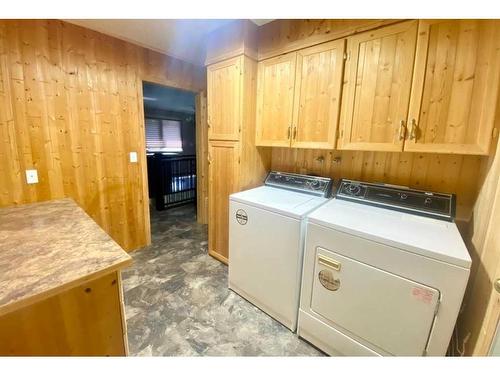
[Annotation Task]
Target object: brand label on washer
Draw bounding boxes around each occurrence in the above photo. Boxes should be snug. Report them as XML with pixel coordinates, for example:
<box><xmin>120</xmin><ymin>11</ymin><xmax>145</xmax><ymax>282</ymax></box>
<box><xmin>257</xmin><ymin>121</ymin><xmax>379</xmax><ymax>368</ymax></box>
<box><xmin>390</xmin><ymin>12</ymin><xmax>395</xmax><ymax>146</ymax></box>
<box><xmin>235</xmin><ymin>209</ymin><xmax>248</xmax><ymax>225</ymax></box>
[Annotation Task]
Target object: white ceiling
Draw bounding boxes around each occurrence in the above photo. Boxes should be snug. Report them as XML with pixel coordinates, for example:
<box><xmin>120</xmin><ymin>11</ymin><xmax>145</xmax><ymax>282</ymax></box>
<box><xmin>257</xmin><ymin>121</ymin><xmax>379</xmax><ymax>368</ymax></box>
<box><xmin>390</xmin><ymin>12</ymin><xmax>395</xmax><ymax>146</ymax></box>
<box><xmin>65</xmin><ymin>19</ymin><xmax>274</xmax><ymax>66</ymax></box>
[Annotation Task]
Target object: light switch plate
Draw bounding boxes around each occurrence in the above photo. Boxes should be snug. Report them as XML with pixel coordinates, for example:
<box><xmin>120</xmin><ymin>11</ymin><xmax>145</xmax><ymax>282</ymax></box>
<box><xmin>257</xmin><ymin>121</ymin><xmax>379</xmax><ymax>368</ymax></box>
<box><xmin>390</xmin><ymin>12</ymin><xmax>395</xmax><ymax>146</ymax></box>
<box><xmin>129</xmin><ymin>152</ymin><xmax>138</xmax><ymax>163</ymax></box>
<box><xmin>26</xmin><ymin>169</ymin><xmax>38</xmax><ymax>184</ymax></box>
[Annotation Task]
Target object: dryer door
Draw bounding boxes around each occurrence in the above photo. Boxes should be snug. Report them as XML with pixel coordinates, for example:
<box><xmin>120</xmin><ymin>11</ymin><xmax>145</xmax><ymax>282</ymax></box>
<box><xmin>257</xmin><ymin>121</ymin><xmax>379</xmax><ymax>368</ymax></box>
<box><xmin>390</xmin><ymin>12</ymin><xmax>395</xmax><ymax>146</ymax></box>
<box><xmin>310</xmin><ymin>246</ymin><xmax>440</xmax><ymax>355</ymax></box>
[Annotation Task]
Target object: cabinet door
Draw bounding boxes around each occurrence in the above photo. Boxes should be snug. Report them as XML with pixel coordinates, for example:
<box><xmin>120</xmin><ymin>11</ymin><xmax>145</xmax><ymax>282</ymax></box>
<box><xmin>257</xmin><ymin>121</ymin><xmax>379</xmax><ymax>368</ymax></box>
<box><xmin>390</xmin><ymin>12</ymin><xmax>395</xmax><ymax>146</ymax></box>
<box><xmin>207</xmin><ymin>56</ymin><xmax>242</xmax><ymax>141</ymax></box>
<box><xmin>208</xmin><ymin>141</ymin><xmax>239</xmax><ymax>264</ymax></box>
<box><xmin>405</xmin><ymin>20</ymin><xmax>500</xmax><ymax>155</ymax></box>
<box><xmin>339</xmin><ymin>21</ymin><xmax>418</xmax><ymax>151</ymax></box>
<box><xmin>255</xmin><ymin>52</ymin><xmax>297</xmax><ymax>147</ymax></box>
<box><xmin>292</xmin><ymin>40</ymin><xmax>345</xmax><ymax>149</ymax></box>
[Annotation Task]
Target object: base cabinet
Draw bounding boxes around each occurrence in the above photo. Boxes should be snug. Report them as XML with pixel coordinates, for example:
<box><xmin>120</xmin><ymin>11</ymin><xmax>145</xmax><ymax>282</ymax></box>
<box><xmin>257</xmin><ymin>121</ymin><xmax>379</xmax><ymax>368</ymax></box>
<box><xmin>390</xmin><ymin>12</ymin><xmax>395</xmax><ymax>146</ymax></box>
<box><xmin>0</xmin><ymin>271</ymin><xmax>127</xmax><ymax>356</ymax></box>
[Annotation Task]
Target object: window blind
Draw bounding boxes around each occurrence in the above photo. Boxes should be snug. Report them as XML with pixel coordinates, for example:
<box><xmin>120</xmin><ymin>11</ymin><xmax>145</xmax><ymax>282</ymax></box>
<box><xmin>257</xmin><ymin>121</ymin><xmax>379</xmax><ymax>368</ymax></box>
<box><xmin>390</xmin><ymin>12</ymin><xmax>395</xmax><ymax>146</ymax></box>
<box><xmin>145</xmin><ymin>118</ymin><xmax>183</xmax><ymax>152</ymax></box>
<box><xmin>162</xmin><ymin>120</ymin><xmax>183</xmax><ymax>151</ymax></box>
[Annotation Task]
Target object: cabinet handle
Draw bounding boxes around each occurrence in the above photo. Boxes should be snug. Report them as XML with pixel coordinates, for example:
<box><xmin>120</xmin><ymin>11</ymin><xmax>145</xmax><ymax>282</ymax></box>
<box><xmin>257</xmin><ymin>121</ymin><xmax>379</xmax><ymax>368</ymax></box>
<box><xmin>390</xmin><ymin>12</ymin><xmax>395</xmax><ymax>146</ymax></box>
<box><xmin>494</xmin><ymin>278</ymin><xmax>500</xmax><ymax>294</ymax></box>
<box><xmin>207</xmin><ymin>153</ymin><xmax>212</xmax><ymax>164</ymax></box>
<box><xmin>293</xmin><ymin>127</ymin><xmax>297</xmax><ymax>140</ymax></box>
<box><xmin>318</xmin><ymin>254</ymin><xmax>341</xmax><ymax>271</ymax></box>
<box><xmin>399</xmin><ymin>120</ymin><xmax>406</xmax><ymax>141</ymax></box>
<box><xmin>410</xmin><ymin>119</ymin><xmax>418</xmax><ymax>140</ymax></box>
<box><xmin>287</xmin><ymin>126</ymin><xmax>291</xmax><ymax>139</ymax></box>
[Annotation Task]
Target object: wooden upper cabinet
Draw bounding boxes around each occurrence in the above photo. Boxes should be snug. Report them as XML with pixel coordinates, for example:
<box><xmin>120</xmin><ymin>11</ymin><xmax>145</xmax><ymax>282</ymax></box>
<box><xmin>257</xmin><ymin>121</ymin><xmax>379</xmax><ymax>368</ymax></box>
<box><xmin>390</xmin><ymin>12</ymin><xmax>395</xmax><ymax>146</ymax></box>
<box><xmin>255</xmin><ymin>52</ymin><xmax>297</xmax><ymax>147</ymax></box>
<box><xmin>207</xmin><ymin>56</ymin><xmax>242</xmax><ymax>141</ymax></box>
<box><xmin>339</xmin><ymin>21</ymin><xmax>418</xmax><ymax>151</ymax></box>
<box><xmin>405</xmin><ymin>20</ymin><xmax>500</xmax><ymax>155</ymax></box>
<box><xmin>292</xmin><ymin>40</ymin><xmax>346</xmax><ymax>149</ymax></box>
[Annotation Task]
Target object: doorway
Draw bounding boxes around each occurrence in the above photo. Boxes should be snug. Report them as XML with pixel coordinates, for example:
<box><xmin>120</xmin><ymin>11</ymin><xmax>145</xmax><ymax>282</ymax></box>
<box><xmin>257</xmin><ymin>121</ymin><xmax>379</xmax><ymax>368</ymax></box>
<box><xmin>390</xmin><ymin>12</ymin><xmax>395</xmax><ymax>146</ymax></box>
<box><xmin>142</xmin><ymin>81</ymin><xmax>197</xmax><ymax>215</ymax></box>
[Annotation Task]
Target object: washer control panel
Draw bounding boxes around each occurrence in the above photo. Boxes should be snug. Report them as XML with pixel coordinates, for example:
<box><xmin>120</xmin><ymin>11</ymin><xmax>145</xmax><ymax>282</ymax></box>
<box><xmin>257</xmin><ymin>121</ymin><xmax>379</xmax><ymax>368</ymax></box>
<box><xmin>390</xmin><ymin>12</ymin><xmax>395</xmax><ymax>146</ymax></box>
<box><xmin>265</xmin><ymin>171</ymin><xmax>333</xmax><ymax>197</ymax></box>
<box><xmin>336</xmin><ymin>179</ymin><xmax>456</xmax><ymax>221</ymax></box>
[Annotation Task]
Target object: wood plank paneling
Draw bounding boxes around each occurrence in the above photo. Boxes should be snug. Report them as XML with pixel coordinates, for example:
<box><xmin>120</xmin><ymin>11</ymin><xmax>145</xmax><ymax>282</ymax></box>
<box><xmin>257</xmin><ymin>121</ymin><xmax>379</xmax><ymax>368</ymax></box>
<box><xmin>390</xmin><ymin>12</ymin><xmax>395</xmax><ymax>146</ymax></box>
<box><xmin>0</xmin><ymin>20</ymin><xmax>206</xmax><ymax>251</ymax></box>
<box><xmin>257</xmin><ymin>19</ymin><xmax>403</xmax><ymax>61</ymax></box>
<box><xmin>457</xmin><ymin>92</ymin><xmax>500</xmax><ymax>356</ymax></box>
<box><xmin>270</xmin><ymin>147</ymin><xmax>485</xmax><ymax>221</ymax></box>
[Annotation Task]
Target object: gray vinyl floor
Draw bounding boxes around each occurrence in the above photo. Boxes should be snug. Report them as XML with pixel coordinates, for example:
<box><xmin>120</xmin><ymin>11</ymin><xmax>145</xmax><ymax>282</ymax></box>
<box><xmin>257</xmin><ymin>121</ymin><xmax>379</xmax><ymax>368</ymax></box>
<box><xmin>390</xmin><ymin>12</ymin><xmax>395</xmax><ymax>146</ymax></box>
<box><xmin>121</xmin><ymin>203</ymin><xmax>323</xmax><ymax>356</ymax></box>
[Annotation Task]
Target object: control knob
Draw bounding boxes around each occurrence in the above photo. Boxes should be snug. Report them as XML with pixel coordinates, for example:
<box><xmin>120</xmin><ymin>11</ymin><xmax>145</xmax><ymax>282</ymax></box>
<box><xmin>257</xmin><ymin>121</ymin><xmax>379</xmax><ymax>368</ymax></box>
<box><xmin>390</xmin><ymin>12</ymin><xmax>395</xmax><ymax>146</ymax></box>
<box><xmin>345</xmin><ymin>184</ymin><xmax>361</xmax><ymax>196</ymax></box>
<box><xmin>308</xmin><ymin>180</ymin><xmax>322</xmax><ymax>190</ymax></box>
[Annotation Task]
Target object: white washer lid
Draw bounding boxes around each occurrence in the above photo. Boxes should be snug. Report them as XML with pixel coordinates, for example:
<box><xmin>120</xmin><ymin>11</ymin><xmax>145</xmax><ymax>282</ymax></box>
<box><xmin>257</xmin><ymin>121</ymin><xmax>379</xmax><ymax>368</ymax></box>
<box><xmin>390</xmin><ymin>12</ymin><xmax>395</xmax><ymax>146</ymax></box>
<box><xmin>308</xmin><ymin>198</ymin><xmax>471</xmax><ymax>268</ymax></box>
<box><xmin>230</xmin><ymin>186</ymin><xmax>329</xmax><ymax>219</ymax></box>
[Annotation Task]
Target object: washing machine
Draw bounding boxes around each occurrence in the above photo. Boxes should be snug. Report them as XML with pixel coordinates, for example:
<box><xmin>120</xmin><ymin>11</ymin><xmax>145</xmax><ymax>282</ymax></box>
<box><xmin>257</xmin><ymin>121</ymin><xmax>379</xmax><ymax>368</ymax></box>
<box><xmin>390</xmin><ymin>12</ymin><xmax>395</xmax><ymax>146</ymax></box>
<box><xmin>228</xmin><ymin>171</ymin><xmax>332</xmax><ymax>331</ymax></box>
<box><xmin>298</xmin><ymin>179</ymin><xmax>471</xmax><ymax>356</ymax></box>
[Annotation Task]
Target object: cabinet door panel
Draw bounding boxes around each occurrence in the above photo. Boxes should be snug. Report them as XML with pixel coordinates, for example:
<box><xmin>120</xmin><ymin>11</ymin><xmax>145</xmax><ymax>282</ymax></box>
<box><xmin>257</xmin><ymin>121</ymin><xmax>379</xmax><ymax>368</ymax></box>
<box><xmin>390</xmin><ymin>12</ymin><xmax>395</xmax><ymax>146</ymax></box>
<box><xmin>292</xmin><ymin>40</ymin><xmax>345</xmax><ymax>149</ymax></box>
<box><xmin>405</xmin><ymin>20</ymin><xmax>500</xmax><ymax>155</ymax></box>
<box><xmin>255</xmin><ymin>53</ymin><xmax>296</xmax><ymax>147</ymax></box>
<box><xmin>207</xmin><ymin>57</ymin><xmax>241</xmax><ymax>141</ymax></box>
<box><xmin>208</xmin><ymin>141</ymin><xmax>239</xmax><ymax>263</ymax></box>
<box><xmin>339</xmin><ymin>21</ymin><xmax>418</xmax><ymax>151</ymax></box>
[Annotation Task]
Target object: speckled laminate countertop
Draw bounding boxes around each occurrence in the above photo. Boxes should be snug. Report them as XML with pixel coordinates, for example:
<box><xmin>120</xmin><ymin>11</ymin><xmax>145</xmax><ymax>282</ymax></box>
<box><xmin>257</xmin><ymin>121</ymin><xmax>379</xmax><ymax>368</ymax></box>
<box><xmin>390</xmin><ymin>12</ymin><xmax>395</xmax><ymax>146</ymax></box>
<box><xmin>0</xmin><ymin>198</ymin><xmax>132</xmax><ymax>316</ymax></box>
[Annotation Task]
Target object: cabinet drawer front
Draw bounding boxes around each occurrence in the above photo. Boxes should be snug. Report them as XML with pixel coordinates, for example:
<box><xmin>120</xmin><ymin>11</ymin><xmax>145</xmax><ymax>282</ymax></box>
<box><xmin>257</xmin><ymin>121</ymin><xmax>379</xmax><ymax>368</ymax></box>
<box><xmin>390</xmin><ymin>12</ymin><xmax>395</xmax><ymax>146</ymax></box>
<box><xmin>207</xmin><ymin>57</ymin><xmax>242</xmax><ymax>141</ymax></box>
<box><xmin>339</xmin><ymin>21</ymin><xmax>418</xmax><ymax>152</ymax></box>
<box><xmin>292</xmin><ymin>40</ymin><xmax>345</xmax><ymax>149</ymax></box>
<box><xmin>405</xmin><ymin>20</ymin><xmax>500</xmax><ymax>155</ymax></box>
<box><xmin>255</xmin><ymin>53</ymin><xmax>297</xmax><ymax>147</ymax></box>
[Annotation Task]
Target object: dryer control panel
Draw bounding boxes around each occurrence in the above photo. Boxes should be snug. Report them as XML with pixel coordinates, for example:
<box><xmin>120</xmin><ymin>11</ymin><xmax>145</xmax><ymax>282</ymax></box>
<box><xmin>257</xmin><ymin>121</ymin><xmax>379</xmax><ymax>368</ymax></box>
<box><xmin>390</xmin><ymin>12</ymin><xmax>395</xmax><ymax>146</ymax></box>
<box><xmin>336</xmin><ymin>179</ymin><xmax>456</xmax><ymax>221</ymax></box>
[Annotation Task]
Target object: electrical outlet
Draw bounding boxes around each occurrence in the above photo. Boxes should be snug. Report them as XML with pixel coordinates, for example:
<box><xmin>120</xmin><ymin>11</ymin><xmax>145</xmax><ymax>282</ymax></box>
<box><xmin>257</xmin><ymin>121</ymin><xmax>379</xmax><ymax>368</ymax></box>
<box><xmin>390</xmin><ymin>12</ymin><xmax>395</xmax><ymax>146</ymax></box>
<box><xmin>129</xmin><ymin>152</ymin><xmax>138</xmax><ymax>163</ymax></box>
<box><xmin>26</xmin><ymin>169</ymin><xmax>38</xmax><ymax>184</ymax></box>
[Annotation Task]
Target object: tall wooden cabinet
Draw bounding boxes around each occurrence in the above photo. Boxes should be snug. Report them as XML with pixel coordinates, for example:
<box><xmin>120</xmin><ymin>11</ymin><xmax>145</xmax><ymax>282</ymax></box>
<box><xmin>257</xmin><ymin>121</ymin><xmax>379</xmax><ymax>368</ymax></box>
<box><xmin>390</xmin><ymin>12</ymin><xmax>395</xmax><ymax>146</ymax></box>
<box><xmin>207</xmin><ymin>55</ymin><xmax>271</xmax><ymax>264</ymax></box>
<box><xmin>256</xmin><ymin>40</ymin><xmax>345</xmax><ymax>149</ymax></box>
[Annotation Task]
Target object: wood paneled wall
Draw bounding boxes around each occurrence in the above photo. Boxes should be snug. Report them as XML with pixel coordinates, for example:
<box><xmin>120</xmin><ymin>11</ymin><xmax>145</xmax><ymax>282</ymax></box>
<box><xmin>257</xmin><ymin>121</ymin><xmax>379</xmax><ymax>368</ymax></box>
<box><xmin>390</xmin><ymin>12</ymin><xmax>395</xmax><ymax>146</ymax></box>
<box><xmin>257</xmin><ymin>19</ymin><xmax>401</xmax><ymax>60</ymax></box>
<box><xmin>0</xmin><ymin>20</ymin><xmax>205</xmax><ymax>251</ymax></box>
<box><xmin>271</xmin><ymin>148</ymin><xmax>486</xmax><ymax>221</ymax></box>
<box><xmin>456</xmin><ymin>91</ymin><xmax>500</xmax><ymax>356</ymax></box>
